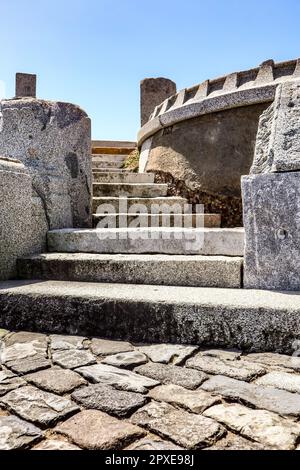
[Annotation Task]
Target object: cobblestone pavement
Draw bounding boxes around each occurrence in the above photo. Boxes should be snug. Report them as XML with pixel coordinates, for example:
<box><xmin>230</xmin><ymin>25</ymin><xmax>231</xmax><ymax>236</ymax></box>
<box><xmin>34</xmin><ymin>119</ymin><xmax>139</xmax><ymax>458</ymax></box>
<box><xmin>1</xmin><ymin>329</ymin><xmax>300</xmax><ymax>450</ymax></box>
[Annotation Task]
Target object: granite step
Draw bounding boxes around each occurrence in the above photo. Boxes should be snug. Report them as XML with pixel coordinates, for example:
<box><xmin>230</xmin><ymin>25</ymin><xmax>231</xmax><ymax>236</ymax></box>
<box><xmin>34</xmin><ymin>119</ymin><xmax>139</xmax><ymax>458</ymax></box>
<box><xmin>47</xmin><ymin>227</ymin><xmax>244</xmax><ymax>255</ymax></box>
<box><xmin>92</xmin><ymin>196</ymin><xmax>188</xmax><ymax>213</ymax></box>
<box><xmin>92</xmin><ymin>172</ymin><xmax>155</xmax><ymax>183</ymax></box>
<box><xmin>93</xmin><ymin>183</ymin><xmax>168</xmax><ymax>198</ymax></box>
<box><xmin>0</xmin><ymin>280</ymin><xmax>299</xmax><ymax>353</ymax></box>
<box><xmin>92</xmin><ymin>168</ymin><xmax>131</xmax><ymax>173</ymax></box>
<box><xmin>92</xmin><ymin>154</ymin><xmax>127</xmax><ymax>162</ymax></box>
<box><xmin>18</xmin><ymin>253</ymin><xmax>243</xmax><ymax>288</ymax></box>
<box><xmin>92</xmin><ymin>160</ymin><xmax>124</xmax><ymax>169</ymax></box>
<box><xmin>92</xmin><ymin>213</ymin><xmax>221</xmax><ymax>228</ymax></box>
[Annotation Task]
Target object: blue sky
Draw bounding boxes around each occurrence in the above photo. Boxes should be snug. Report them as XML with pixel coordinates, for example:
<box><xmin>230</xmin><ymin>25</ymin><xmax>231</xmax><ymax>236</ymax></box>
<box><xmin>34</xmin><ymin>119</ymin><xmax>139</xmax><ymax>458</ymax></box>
<box><xmin>1</xmin><ymin>0</ymin><xmax>300</xmax><ymax>140</ymax></box>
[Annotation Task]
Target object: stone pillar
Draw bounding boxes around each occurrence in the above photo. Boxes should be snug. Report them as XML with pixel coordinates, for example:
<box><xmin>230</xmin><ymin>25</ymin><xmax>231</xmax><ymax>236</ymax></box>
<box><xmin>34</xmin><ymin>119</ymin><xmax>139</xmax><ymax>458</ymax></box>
<box><xmin>0</xmin><ymin>99</ymin><xmax>92</xmax><ymax>229</ymax></box>
<box><xmin>15</xmin><ymin>73</ymin><xmax>37</xmax><ymax>98</ymax></box>
<box><xmin>0</xmin><ymin>157</ymin><xmax>33</xmax><ymax>280</ymax></box>
<box><xmin>242</xmin><ymin>80</ymin><xmax>300</xmax><ymax>290</ymax></box>
<box><xmin>140</xmin><ymin>77</ymin><xmax>176</xmax><ymax>126</ymax></box>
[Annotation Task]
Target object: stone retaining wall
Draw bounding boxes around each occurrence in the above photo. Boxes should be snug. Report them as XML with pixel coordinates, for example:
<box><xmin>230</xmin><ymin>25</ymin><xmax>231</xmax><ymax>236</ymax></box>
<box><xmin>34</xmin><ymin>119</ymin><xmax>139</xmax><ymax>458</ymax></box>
<box><xmin>138</xmin><ymin>59</ymin><xmax>300</xmax><ymax>226</ymax></box>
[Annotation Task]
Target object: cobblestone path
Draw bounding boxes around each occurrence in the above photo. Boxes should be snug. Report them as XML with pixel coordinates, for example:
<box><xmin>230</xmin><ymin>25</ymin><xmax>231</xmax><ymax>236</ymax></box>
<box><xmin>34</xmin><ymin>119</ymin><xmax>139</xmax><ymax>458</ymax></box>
<box><xmin>1</xmin><ymin>329</ymin><xmax>300</xmax><ymax>450</ymax></box>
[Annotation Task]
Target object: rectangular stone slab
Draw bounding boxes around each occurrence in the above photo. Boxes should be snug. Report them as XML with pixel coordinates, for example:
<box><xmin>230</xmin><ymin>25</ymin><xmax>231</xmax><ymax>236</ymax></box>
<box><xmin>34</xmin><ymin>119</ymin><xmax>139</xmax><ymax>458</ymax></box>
<box><xmin>1</xmin><ymin>280</ymin><xmax>300</xmax><ymax>353</ymax></box>
<box><xmin>242</xmin><ymin>171</ymin><xmax>300</xmax><ymax>290</ymax></box>
<box><xmin>18</xmin><ymin>253</ymin><xmax>243</xmax><ymax>288</ymax></box>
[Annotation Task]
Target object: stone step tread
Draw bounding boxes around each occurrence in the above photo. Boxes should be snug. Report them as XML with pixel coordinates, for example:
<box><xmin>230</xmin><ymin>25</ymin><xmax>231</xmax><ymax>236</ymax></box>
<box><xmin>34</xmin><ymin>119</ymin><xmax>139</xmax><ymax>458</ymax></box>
<box><xmin>92</xmin><ymin>169</ymin><xmax>131</xmax><ymax>173</ymax></box>
<box><xmin>0</xmin><ymin>279</ymin><xmax>297</xmax><ymax>310</ymax></box>
<box><xmin>18</xmin><ymin>253</ymin><xmax>242</xmax><ymax>288</ymax></box>
<box><xmin>93</xmin><ymin>196</ymin><xmax>188</xmax><ymax>201</ymax></box>
<box><xmin>47</xmin><ymin>228</ymin><xmax>244</xmax><ymax>256</ymax></box>
<box><xmin>92</xmin><ymin>173</ymin><xmax>155</xmax><ymax>183</ymax></box>
<box><xmin>93</xmin><ymin>183</ymin><xmax>168</xmax><ymax>198</ymax></box>
<box><xmin>93</xmin><ymin>212</ymin><xmax>220</xmax><ymax>217</ymax></box>
<box><xmin>0</xmin><ymin>280</ymin><xmax>299</xmax><ymax>353</ymax></box>
<box><xmin>93</xmin><ymin>183</ymin><xmax>167</xmax><ymax>187</ymax></box>
<box><xmin>92</xmin><ymin>213</ymin><xmax>221</xmax><ymax>228</ymax></box>
<box><xmin>92</xmin><ymin>154</ymin><xmax>127</xmax><ymax>161</ymax></box>
<box><xmin>92</xmin><ymin>162</ymin><xmax>124</xmax><ymax>169</ymax></box>
<box><xmin>93</xmin><ymin>196</ymin><xmax>189</xmax><ymax>212</ymax></box>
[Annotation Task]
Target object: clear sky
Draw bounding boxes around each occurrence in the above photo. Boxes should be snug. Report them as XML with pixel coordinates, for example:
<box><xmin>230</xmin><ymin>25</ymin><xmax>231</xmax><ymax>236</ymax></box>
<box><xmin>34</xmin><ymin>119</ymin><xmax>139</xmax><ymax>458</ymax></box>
<box><xmin>1</xmin><ymin>0</ymin><xmax>300</xmax><ymax>141</ymax></box>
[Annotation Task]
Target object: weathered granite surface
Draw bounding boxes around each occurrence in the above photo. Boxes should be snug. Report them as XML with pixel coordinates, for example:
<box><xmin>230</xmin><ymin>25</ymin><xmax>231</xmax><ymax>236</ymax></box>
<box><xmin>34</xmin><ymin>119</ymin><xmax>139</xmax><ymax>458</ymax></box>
<box><xmin>72</xmin><ymin>384</ymin><xmax>147</xmax><ymax>417</ymax></box>
<box><xmin>0</xmin><ymin>99</ymin><xmax>92</xmax><ymax>229</ymax></box>
<box><xmin>131</xmin><ymin>401</ymin><xmax>225</xmax><ymax>449</ymax></box>
<box><xmin>242</xmin><ymin>80</ymin><xmax>300</xmax><ymax>290</ymax></box>
<box><xmin>0</xmin><ymin>157</ymin><xmax>33</xmax><ymax>280</ymax></box>
<box><xmin>242</xmin><ymin>172</ymin><xmax>300</xmax><ymax>290</ymax></box>
<box><xmin>0</xmin><ymin>385</ymin><xmax>79</xmax><ymax>427</ymax></box>
<box><xmin>251</xmin><ymin>81</ymin><xmax>300</xmax><ymax>173</ymax></box>
<box><xmin>55</xmin><ymin>410</ymin><xmax>145</xmax><ymax>450</ymax></box>
<box><xmin>204</xmin><ymin>403</ymin><xmax>300</xmax><ymax>450</ymax></box>
<box><xmin>0</xmin><ymin>415</ymin><xmax>42</xmax><ymax>450</ymax></box>
<box><xmin>1</xmin><ymin>280</ymin><xmax>300</xmax><ymax>353</ymax></box>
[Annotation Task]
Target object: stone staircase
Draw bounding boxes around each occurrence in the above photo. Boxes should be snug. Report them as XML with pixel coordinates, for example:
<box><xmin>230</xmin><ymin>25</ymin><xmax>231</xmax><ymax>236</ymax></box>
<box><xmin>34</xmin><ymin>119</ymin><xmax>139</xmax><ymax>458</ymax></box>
<box><xmin>18</xmin><ymin>144</ymin><xmax>245</xmax><ymax>288</ymax></box>
<box><xmin>8</xmin><ymin>143</ymin><xmax>299</xmax><ymax>353</ymax></box>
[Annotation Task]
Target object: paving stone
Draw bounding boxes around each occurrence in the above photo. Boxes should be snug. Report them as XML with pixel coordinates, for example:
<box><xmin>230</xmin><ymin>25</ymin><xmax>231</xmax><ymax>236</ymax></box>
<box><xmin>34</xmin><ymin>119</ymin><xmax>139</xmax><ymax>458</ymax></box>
<box><xmin>0</xmin><ymin>370</ymin><xmax>26</xmax><ymax>396</ymax></box>
<box><xmin>201</xmin><ymin>375</ymin><xmax>300</xmax><ymax>417</ymax></box>
<box><xmin>1</xmin><ymin>331</ymin><xmax>50</xmax><ymax>375</ymax></box>
<box><xmin>0</xmin><ymin>329</ymin><xmax>9</xmax><ymax>339</ymax></box>
<box><xmin>75</xmin><ymin>364</ymin><xmax>159</xmax><ymax>394</ymax></box>
<box><xmin>90</xmin><ymin>338</ymin><xmax>134</xmax><ymax>357</ymax></box>
<box><xmin>24</xmin><ymin>367</ymin><xmax>86</xmax><ymax>395</ymax></box>
<box><xmin>135</xmin><ymin>363</ymin><xmax>208</xmax><ymax>390</ymax></box>
<box><xmin>126</xmin><ymin>435</ymin><xmax>183</xmax><ymax>450</ymax></box>
<box><xmin>137</xmin><ymin>344</ymin><xmax>198</xmax><ymax>365</ymax></box>
<box><xmin>50</xmin><ymin>334</ymin><xmax>87</xmax><ymax>350</ymax></box>
<box><xmin>255</xmin><ymin>371</ymin><xmax>300</xmax><ymax>394</ymax></box>
<box><xmin>0</xmin><ymin>415</ymin><xmax>42</xmax><ymax>450</ymax></box>
<box><xmin>55</xmin><ymin>409</ymin><xmax>145</xmax><ymax>450</ymax></box>
<box><xmin>148</xmin><ymin>384</ymin><xmax>221</xmax><ymax>413</ymax></box>
<box><xmin>4</xmin><ymin>331</ymin><xmax>48</xmax><ymax>347</ymax></box>
<box><xmin>131</xmin><ymin>401</ymin><xmax>225</xmax><ymax>449</ymax></box>
<box><xmin>205</xmin><ymin>432</ymin><xmax>265</xmax><ymax>450</ymax></box>
<box><xmin>101</xmin><ymin>351</ymin><xmax>148</xmax><ymax>368</ymax></box>
<box><xmin>204</xmin><ymin>403</ymin><xmax>300</xmax><ymax>450</ymax></box>
<box><xmin>242</xmin><ymin>353</ymin><xmax>300</xmax><ymax>372</ymax></box>
<box><xmin>198</xmin><ymin>349</ymin><xmax>242</xmax><ymax>361</ymax></box>
<box><xmin>186</xmin><ymin>354</ymin><xmax>265</xmax><ymax>381</ymax></box>
<box><xmin>32</xmin><ymin>439</ymin><xmax>81</xmax><ymax>450</ymax></box>
<box><xmin>72</xmin><ymin>383</ymin><xmax>147</xmax><ymax>417</ymax></box>
<box><xmin>6</xmin><ymin>356</ymin><xmax>51</xmax><ymax>375</ymax></box>
<box><xmin>52</xmin><ymin>349</ymin><xmax>96</xmax><ymax>369</ymax></box>
<box><xmin>0</xmin><ymin>385</ymin><xmax>79</xmax><ymax>427</ymax></box>
<box><xmin>1</xmin><ymin>339</ymin><xmax>47</xmax><ymax>363</ymax></box>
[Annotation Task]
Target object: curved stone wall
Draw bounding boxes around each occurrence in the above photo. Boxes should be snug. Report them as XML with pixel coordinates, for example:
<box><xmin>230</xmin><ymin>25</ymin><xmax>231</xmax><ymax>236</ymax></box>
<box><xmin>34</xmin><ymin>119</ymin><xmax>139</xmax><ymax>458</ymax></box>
<box><xmin>138</xmin><ymin>59</ymin><xmax>300</xmax><ymax>226</ymax></box>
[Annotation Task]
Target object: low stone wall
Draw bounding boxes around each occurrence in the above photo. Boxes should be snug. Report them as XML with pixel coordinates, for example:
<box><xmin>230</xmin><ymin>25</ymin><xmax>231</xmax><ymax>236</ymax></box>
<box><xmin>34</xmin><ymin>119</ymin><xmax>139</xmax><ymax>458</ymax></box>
<box><xmin>0</xmin><ymin>157</ymin><xmax>33</xmax><ymax>280</ymax></box>
<box><xmin>0</xmin><ymin>98</ymin><xmax>92</xmax><ymax>230</ymax></box>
